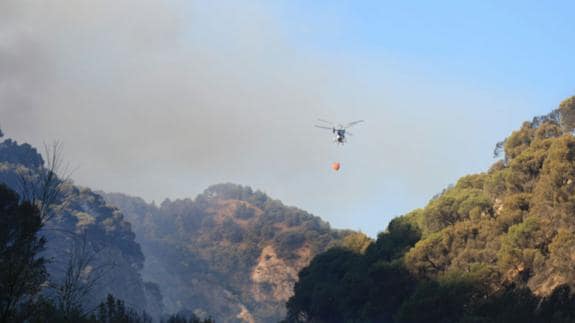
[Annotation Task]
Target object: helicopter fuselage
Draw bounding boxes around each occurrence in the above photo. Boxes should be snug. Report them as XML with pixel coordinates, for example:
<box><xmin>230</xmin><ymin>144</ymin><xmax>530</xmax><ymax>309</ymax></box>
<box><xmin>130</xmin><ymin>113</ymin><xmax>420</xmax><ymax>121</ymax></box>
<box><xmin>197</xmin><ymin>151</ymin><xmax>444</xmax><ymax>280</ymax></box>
<box><xmin>333</xmin><ymin>128</ymin><xmax>346</xmax><ymax>144</ymax></box>
<box><xmin>315</xmin><ymin>119</ymin><xmax>362</xmax><ymax>145</ymax></box>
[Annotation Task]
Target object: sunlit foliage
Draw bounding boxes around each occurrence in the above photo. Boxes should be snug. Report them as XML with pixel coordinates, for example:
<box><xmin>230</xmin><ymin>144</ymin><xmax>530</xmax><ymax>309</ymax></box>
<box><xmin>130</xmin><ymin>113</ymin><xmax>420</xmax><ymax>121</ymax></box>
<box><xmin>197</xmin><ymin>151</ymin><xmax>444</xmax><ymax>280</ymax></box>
<box><xmin>285</xmin><ymin>96</ymin><xmax>575</xmax><ymax>322</ymax></box>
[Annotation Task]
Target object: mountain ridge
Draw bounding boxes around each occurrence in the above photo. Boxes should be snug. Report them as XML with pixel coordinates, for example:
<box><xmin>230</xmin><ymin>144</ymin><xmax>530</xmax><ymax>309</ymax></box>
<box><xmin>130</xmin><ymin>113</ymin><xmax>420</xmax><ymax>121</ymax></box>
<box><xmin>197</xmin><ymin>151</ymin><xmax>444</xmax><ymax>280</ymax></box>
<box><xmin>102</xmin><ymin>183</ymin><xmax>355</xmax><ymax>322</ymax></box>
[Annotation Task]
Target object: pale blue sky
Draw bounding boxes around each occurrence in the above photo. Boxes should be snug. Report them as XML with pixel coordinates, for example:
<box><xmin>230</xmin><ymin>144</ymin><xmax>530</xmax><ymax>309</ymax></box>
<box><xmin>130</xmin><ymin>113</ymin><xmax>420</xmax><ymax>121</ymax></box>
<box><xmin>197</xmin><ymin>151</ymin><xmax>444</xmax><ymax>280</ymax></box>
<box><xmin>276</xmin><ymin>0</ymin><xmax>575</xmax><ymax>104</ymax></box>
<box><xmin>2</xmin><ymin>1</ymin><xmax>574</xmax><ymax>236</ymax></box>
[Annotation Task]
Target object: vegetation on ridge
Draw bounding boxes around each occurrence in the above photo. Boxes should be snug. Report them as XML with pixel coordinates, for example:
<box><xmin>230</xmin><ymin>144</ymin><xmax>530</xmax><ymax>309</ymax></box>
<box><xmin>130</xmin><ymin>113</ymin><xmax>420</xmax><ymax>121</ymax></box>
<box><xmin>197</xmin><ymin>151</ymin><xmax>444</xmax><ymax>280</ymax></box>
<box><xmin>285</xmin><ymin>96</ymin><xmax>575</xmax><ymax>323</ymax></box>
<box><xmin>104</xmin><ymin>184</ymin><xmax>354</xmax><ymax>323</ymax></box>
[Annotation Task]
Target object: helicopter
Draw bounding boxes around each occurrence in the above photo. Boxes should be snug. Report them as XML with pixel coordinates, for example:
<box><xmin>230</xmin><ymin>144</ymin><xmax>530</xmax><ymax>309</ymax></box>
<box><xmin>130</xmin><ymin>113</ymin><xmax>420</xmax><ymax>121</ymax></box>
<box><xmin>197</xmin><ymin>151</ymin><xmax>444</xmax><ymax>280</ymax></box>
<box><xmin>315</xmin><ymin>119</ymin><xmax>364</xmax><ymax>145</ymax></box>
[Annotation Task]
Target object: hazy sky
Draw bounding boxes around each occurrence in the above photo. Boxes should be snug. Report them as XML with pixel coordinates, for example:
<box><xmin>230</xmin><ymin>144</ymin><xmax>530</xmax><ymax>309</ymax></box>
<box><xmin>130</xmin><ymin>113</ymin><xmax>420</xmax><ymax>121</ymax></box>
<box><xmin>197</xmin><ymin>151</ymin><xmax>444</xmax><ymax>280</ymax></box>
<box><xmin>1</xmin><ymin>0</ymin><xmax>574</xmax><ymax>236</ymax></box>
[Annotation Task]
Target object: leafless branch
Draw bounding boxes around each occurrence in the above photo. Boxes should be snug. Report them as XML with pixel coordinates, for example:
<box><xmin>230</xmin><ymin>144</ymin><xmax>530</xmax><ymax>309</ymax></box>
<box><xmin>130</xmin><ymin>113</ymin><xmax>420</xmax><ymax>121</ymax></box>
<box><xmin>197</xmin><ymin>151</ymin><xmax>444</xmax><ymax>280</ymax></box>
<box><xmin>50</xmin><ymin>230</ymin><xmax>117</xmax><ymax>319</ymax></box>
<box><xmin>16</xmin><ymin>141</ymin><xmax>72</xmax><ymax>225</ymax></box>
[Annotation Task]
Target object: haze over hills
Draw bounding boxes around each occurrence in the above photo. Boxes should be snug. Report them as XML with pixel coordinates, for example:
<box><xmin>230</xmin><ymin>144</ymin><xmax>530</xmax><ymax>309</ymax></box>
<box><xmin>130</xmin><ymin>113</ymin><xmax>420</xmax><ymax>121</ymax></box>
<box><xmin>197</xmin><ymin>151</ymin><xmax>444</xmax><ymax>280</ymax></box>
<box><xmin>4</xmin><ymin>97</ymin><xmax>575</xmax><ymax>322</ymax></box>
<box><xmin>102</xmin><ymin>185</ymin><xmax>353</xmax><ymax>322</ymax></box>
<box><xmin>7</xmin><ymin>0</ymin><xmax>573</xmax><ymax>239</ymax></box>
<box><xmin>0</xmin><ymin>136</ymin><xmax>164</xmax><ymax>320</ymax></box>
<box><xmin>0</xmin><ymin>128</ymin><xmax>353</xmax><ymax>322</ymax></box>
<box><xmin>3</xmin><ymin>1</ymin><xmax>575</xmax><ymax>322</ymax></box>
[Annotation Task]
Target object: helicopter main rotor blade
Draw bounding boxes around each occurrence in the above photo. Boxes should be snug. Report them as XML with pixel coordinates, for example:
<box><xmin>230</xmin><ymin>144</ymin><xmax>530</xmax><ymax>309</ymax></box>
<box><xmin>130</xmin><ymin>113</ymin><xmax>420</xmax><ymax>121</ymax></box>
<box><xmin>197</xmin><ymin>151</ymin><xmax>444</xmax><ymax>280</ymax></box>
<box><xmin>317</xmin><ymin>118</ymin><xmax>334</xmax><ymax>125</ymax></box>
<box><xmin>315</xmin><ymin>125</ymin><xmax>333</xmax><ymax>130</ymax></box>
<box><xmin>344</xmin><ymin>120</ymin><xmax>364</xmax><ymax>128</ymax></box>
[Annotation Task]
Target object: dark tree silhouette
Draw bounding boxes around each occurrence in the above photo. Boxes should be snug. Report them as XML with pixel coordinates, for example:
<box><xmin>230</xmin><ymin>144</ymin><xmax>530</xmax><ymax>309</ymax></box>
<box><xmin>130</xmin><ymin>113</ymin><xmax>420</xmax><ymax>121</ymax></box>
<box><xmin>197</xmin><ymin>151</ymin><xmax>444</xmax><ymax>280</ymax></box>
<box><xmin>0</xmin><ymin>184</ymin><xmax>46</xmax><ymax>323</ymax></box>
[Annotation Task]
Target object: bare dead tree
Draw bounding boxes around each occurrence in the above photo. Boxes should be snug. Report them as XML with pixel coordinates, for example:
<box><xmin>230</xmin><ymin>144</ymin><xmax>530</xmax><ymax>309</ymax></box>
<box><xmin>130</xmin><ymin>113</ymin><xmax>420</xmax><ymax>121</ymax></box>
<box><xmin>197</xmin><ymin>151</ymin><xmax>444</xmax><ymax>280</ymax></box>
<box><xmin>16</xmin><ymin>141</ymin><xmax>71</xmax><ymax>224</ymax></box>
<box><xmin>51</xmin><ymin>229</ymin><xmax>116</xmax><ymax>321</ymax></box>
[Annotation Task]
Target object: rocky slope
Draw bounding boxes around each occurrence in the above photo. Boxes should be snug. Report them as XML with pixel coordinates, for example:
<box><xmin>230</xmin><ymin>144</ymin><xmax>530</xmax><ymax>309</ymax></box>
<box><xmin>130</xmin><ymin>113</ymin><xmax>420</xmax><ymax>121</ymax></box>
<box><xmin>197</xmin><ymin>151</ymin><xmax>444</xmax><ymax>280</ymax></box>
<box><xmin>104</xmin><ymin>184</ymin><xmax>352</xmax><ymax>322</ymax></box>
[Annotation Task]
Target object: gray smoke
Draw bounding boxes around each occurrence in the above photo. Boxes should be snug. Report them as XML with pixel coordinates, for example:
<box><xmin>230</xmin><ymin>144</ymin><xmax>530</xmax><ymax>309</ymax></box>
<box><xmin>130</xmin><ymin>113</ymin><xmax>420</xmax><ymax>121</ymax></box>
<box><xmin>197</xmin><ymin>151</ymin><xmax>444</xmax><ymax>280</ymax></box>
<box><xmin>0</xmin><ymin>0</ymin><xmax>524</xmax><ymax>235</ymax></box>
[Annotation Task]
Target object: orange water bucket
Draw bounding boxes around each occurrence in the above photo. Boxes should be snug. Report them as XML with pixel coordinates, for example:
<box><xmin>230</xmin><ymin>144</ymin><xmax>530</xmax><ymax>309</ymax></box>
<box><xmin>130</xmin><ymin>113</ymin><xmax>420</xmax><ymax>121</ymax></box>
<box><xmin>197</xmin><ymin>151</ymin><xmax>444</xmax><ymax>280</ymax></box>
<box><xmin>331</xmin><ymin>162</ymin><xmax>341</xmax><ymax>171</ymax></box>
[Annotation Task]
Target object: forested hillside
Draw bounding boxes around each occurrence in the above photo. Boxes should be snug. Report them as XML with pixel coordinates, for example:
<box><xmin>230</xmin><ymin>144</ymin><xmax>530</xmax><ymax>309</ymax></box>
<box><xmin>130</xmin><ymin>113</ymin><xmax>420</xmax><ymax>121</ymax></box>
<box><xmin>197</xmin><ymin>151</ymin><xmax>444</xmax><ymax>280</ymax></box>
<box><xmin>0</xmin><ymin>134</ymin><xmax>163</xmax><ymax>321</ymax></box>
<box><xmin>0</xmin><ymin>128</ymin><xmax>354</xmax><ymax>322</ymax></box>
<box><xmin>104</xmin><ymin>184</ymin><xmax>354</xmax><ymax>323</ymax></box>
<box><xmin>285</xmin><ymin>97</ymin><xmax>575</xmax><ymax>323</ymax></box>
<box><xmin>7</xmin><ymin>95</ymin><xmax>575</xmax><ymax>322</ymax></box>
